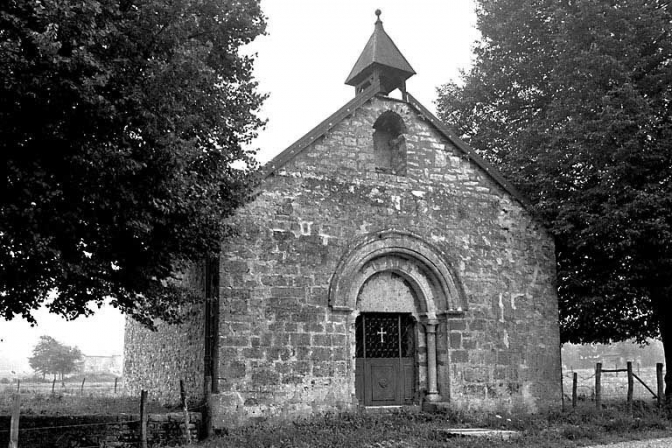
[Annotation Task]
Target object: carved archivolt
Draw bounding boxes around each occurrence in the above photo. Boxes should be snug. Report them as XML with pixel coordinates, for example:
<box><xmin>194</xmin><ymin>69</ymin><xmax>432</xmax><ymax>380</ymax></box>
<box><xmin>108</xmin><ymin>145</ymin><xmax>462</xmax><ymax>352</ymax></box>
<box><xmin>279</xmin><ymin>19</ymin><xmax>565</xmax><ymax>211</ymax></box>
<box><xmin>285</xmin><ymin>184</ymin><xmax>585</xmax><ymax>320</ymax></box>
<box><xmin>328</xmin><ymin>230</ymin><xmax>467</xmax><ymax>317</ymax></box>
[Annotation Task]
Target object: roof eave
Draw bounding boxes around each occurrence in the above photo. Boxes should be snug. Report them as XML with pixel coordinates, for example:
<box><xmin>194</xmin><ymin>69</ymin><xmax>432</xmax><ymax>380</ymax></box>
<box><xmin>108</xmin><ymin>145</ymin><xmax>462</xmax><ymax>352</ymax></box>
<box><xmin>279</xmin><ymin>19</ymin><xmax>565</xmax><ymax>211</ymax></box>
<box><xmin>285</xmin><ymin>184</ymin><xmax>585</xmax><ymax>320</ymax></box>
<box><xmin>262</xmin><ymin>79</ymin><xmax>384</xmax><ymax>179</ymax></box>
<box><xmin>404</xmin><ymin>93</ymin><xmax>533</xmax><ymax>211</ymax></box>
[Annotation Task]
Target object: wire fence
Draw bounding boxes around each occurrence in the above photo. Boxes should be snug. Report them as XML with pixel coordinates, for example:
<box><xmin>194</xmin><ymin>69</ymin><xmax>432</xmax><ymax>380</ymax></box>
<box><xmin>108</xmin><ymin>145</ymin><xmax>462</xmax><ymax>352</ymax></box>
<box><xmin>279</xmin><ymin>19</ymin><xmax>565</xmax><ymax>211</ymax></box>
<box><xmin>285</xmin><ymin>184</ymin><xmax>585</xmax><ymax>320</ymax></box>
<box><xmin>1</xmin><ymin>377</ymin><xmax>122</xmax><ymax>397</ymax></box>
<box><xmin>1</xmin><ymin>379</ymin><xmax>204</xmax><ymax>448</ymax></box>
<box><xmin>0</xmin><ymin>419</ymin><xmax>145</xmax><ymax>448</ymax></box>
<box><xmin>563</xmin><ymin>363</ymin><xmax>665</xmax><ymax>407</ymax></box>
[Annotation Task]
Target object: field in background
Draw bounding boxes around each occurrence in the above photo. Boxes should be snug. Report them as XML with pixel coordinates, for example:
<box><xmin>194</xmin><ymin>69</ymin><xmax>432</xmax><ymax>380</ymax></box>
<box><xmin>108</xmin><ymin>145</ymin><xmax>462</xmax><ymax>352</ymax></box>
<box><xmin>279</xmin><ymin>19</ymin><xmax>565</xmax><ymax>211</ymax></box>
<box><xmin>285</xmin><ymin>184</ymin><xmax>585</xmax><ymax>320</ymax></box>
<box><xmin>2</xmin><ymin>378</ymin><xmax>121</xmax><ymax>396</ymax></box>
<box><xmin>563</xmin><ymin>366</ymin><xmax>662</xmax><ymax>403</ymax></box>
<box><xmin>2</xmin><ymin>366</ymin><xmax>665</xmax><ymax>414</ymax></box>
<box><xmin>0</xmin><ymin>378</ymin><xmax>186</xmax><ymax>415</ymax></box>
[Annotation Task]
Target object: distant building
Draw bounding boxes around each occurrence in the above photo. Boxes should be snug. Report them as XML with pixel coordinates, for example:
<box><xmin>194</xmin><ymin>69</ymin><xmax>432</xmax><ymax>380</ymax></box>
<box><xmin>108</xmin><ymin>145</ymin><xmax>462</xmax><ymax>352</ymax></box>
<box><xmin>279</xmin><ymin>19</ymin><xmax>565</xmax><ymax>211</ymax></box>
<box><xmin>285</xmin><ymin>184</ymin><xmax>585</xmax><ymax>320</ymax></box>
<box><xmin>81</xmin><ymin>355</ymin><xmax>122</xmax><ymax>375</ymax></box>
<box><xmin>0</xmin><ymin>358</ymin><xmax>16</xmax><ymax>380</ymax></box>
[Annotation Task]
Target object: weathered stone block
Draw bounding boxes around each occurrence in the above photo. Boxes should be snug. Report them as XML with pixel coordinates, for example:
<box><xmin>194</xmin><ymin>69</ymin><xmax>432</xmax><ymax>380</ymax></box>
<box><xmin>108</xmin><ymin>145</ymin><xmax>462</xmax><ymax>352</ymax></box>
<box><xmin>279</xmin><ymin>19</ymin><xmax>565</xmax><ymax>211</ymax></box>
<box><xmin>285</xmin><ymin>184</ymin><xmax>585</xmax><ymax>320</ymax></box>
<box><xmin>289</xmin><ymin>332</ymin><xmax>311</xmax><ymax>346</ymax></box>
<box><xmin>449</xmin><ymin>332</ymin><xmax>462</xmax><ymax>349</ymax></box>
<box><xmin>311</xmin><ymin>347</ymin><xmax>332</xmax><ymax>362</ymax></box>
<box><xmin>221</xmin><ymin>335</ymin><xmax>250</xmax><ymax>347</ymax></box>
<box><xmin>252</xmin><ymin>369</ymin><xmax>281</xmax><ymax>385</ymax></box>
<box><xmin>451</xmin><ymin>350</ymin><xmax>469</xmax><ymax>363</ymax></box>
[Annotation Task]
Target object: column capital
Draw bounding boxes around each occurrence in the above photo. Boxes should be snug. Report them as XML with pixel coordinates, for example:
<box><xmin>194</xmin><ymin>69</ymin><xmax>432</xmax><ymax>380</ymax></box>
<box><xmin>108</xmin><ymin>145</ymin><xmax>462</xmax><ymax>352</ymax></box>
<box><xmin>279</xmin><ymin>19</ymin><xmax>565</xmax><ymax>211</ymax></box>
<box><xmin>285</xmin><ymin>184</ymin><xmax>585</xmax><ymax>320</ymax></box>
<box><xmin>418</xmin><ymin>312</ymin><xmax>439</xmax><ymax>323</ymax></box>
<box><xmin>422</xmin><ymin>319</ymin><xmax>439</xmax><ymax>330</ymax></box>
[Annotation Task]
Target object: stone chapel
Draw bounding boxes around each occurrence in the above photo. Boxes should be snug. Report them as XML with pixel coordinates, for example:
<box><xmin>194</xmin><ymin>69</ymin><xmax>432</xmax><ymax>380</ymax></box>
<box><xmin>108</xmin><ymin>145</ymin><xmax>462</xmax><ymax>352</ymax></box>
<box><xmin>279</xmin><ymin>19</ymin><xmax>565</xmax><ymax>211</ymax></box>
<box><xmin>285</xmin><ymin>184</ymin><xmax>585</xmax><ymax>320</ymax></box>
<box><xmin>124</xmin><ymin>11</ymin><xmax>562</xmax><ymax>428</ymax></box>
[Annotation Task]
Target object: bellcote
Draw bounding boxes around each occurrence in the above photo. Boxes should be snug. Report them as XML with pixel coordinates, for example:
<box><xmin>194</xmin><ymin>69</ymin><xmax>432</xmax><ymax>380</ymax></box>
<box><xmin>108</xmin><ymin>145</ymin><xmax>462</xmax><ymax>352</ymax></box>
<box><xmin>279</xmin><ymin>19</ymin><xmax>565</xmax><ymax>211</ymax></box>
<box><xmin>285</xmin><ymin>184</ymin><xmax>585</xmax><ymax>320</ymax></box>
<box><xmin>345</xmin><ymin>10</ymin><xmax>416</xmax><ymax>95</ymax></box>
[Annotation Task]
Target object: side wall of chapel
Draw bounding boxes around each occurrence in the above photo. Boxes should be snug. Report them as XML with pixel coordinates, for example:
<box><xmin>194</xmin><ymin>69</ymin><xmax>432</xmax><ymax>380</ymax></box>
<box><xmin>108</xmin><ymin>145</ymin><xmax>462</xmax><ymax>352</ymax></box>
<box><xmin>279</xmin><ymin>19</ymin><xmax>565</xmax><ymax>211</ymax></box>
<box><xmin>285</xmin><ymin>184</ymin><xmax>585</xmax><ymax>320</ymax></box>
<box><xmin>213</xmin><ymin>96</ymin><xmax>561</xmax><ymax>426</ymax></box>
<box><xmin>123</xmin><ymin>266</ymin><xmax>205</xmax><ymax>403</ymax></box>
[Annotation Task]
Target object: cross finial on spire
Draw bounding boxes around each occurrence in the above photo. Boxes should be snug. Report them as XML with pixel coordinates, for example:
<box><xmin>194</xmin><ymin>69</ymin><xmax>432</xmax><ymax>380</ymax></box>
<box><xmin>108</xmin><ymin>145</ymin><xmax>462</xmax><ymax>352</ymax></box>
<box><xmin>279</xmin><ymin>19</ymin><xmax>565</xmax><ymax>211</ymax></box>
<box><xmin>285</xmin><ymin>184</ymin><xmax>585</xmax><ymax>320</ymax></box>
<box><xmin>375</xmin><ymin>9</ymin><xmax>382</xmax><ymax>24</ymax></box>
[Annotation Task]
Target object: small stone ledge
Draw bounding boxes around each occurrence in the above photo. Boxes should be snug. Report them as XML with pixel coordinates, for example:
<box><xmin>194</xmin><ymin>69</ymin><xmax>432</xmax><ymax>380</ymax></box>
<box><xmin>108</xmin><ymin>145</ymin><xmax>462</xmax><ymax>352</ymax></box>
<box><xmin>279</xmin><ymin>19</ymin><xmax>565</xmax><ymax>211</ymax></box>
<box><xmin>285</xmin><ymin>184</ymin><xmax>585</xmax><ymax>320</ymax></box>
<box><xmin>359</xmin><ymin>405</ymin><xmax>421</xmax><ymax>414</ymax></box>
<box><xmin>441</xmin><ymin>310</ymin><xmax>466</xmax><ymax>317</ymax></box>
<box><xmin>437</xmin><ymin>428</ymin><xmax>521</xmax><ymax>441</ymax></box>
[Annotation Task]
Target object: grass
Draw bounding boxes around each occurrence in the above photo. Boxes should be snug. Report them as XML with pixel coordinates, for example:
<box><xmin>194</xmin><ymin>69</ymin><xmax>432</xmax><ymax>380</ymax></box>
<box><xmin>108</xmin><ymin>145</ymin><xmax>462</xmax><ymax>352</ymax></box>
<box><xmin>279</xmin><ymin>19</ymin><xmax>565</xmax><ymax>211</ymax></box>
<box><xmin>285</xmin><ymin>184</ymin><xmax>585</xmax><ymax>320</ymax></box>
<box><xmin>193</xmin><ymin>402</ymin><xmax>672</xmax><ymax>448</ymax></box>
<box><xmin>0</xmin><ymin>394</ymin><xmax>179</xmax><ymax>416</ymax></box>
<box><xmin>0</xmin><ymin>380</ymin><xmax>180</xmax><ymax>416</ymax></box>
<box><xmin>3</xmin><ymin>381</ymin><xmax>670</xmax><ymax>447</ymax></box>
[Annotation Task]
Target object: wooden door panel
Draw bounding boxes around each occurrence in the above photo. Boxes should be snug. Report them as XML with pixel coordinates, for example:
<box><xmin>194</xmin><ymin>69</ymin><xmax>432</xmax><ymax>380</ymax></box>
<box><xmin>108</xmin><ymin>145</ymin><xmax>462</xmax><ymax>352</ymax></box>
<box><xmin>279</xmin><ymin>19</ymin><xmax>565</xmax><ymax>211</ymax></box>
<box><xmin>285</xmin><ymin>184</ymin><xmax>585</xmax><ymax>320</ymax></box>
<box><xmin>367</xmin><ymin>360</ymin><xmax>398</xmax><ymax>404</ymax></box>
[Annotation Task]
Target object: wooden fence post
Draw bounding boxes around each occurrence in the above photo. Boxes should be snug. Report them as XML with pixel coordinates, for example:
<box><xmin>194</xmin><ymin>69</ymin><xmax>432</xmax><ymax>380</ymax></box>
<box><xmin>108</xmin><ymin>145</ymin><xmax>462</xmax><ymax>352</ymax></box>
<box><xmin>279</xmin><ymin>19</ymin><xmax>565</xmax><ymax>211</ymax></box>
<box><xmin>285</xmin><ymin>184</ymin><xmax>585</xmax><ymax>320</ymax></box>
<box><xmin>572</xmin><ymin>372</ymin><xmax>578</xmax><ymax>409</ymax></box>
<box><xmin>15</xmin><ymin>379</ymin><xmax>20</xmax><ymax>393</ymax></box>
<box><xmin>8</xmin><ymin>394</ymin><xmax>20</xmax><ymax>448</ymax></box>
<box><xmin>114</xmin><ymin>377</ymin><xmax>118</xmax><ymax>394</ymax></box>
<box><xmin>180</xmin><ymin>379</ymin><xmax>192</xmax><ymax>445</ymax></box>
<box><xmin>595</xmin><ymin>362</ymin><xmax>602</xmax><ymax>410</ymax></box>
<box><xmin>80</xmin><ymin>377</ymin><xmax>86</xmax><ymax>394</ymax></box>
<box><xmin>140</xmin><ymin>390</ymin><xmax>148</xmax><ymax>448</ymax></box>
<box><xmin>627</xmin><ymin>361</ymin><xmax>633</xmax><ymax>413</ymax></box>
<box><xmin>52</xmin><ymin>377</ymin><xmax>56</xmax><ymax>394</ymax></box>
<box><xmin>656</xmin><ymin>363</ymin><xmax>664</xmax><ymax>408</ymax></box>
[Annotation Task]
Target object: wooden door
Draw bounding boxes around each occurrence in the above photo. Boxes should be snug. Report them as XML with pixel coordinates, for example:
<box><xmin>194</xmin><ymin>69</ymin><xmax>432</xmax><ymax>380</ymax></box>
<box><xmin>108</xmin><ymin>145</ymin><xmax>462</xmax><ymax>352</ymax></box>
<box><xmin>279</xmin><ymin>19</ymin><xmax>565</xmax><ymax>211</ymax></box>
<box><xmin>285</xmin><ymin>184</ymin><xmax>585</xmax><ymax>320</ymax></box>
<box><xmin>355</xmin><ymin>313</ymin><xmax>415</xmax><ymax>406</ymax></box>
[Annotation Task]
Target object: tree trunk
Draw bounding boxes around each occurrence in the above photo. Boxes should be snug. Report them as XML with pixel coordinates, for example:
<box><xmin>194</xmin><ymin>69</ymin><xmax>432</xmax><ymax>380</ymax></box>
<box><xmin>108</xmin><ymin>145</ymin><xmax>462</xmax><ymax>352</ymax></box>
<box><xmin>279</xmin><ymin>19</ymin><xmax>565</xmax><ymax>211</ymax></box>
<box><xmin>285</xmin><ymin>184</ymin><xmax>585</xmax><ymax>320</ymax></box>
<box><xmin>661</xmin><ymin>305</ymin><xmax>672</xmax><ymax>406</ymax></box>
<box><xmin>652</xmin><ymin>286</ymin><xmax>672</xmax><ymax>407</ymax></box>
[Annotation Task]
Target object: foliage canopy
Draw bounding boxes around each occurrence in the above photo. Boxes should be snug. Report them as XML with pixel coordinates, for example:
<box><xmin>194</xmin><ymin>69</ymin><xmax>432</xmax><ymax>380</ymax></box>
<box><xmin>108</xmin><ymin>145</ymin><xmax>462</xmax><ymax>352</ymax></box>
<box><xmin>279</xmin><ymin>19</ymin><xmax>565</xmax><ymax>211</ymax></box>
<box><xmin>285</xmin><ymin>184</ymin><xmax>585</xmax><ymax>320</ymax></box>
<box><xmin>436</xmin><ymin>0</ymin><xmax>672</xmax><ymax>397</ymax></box>
<box><xmin>1</xmin><ymin>0</ymin><xmax>266</xmax><ymax>325</ymax></box>
<box><xmin>29</xmin><ymin>335</ymin><xmax>83</xmax><ymax>379</ymax></box>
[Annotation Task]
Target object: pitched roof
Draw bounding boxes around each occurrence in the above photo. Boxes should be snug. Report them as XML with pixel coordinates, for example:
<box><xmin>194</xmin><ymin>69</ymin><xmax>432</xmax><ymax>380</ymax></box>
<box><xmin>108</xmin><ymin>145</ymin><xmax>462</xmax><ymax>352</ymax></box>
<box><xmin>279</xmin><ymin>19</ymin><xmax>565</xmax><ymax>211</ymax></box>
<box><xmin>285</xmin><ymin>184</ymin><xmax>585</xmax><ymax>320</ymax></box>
<box><xmin>345</xmin><ymin>11</ymin><xmax>415</xmax><ymax>88</ymax></box>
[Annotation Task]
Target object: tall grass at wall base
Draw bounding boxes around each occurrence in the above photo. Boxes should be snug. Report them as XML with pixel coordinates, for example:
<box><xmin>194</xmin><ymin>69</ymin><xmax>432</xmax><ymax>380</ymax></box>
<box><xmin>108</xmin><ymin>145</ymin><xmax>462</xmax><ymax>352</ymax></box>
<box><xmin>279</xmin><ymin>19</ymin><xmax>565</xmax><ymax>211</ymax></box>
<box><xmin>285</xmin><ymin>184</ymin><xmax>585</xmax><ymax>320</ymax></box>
<box><xmin>195</xmin><ymin>402</ymin><xmax>672</xmax><ymax>448</ymax></box>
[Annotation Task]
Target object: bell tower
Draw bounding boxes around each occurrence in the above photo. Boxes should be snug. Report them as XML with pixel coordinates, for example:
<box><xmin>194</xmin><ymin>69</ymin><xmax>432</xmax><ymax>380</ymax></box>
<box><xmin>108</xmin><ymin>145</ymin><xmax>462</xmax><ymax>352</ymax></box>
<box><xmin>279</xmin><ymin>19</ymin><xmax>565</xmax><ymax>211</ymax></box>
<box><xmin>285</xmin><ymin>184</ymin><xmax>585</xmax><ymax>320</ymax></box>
<box><xmin>345</xmin><ymin>10</ymin><xmax>416</xmax><ymax>96</ymax></box>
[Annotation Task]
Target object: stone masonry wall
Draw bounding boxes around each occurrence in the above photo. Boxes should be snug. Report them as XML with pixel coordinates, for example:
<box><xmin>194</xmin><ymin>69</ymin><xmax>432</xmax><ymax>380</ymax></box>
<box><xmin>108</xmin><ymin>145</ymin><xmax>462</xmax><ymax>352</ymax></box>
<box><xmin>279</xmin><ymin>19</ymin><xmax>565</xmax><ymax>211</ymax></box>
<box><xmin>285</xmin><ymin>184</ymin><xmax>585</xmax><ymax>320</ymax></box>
<box><xmin>214</xmin><ymin>95</ymin><xmax>561</xmax><ymax>426</ymax></box>
<box><xmin>124</xmin><ymin>266</ymin><xmax>205</xmax><ymax>404</ymax></box>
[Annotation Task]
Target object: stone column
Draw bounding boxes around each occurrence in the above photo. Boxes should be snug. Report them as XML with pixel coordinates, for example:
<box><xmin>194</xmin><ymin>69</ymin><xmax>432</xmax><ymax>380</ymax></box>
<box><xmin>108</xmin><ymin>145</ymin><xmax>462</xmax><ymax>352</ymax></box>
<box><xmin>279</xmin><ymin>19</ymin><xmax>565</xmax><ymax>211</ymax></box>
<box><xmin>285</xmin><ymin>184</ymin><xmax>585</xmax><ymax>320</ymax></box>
<box><xmin>425</xmin><ymin>320</ymin><xmax>440</xmax><ymax>401</ymax></box>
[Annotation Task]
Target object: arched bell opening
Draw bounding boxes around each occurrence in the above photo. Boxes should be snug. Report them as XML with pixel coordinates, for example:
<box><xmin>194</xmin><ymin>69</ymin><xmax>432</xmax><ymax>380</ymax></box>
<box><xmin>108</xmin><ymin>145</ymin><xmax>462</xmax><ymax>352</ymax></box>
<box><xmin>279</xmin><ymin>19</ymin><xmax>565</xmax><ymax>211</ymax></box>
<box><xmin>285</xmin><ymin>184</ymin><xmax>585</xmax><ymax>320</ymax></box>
<box><xmin>373</xmin><ymin>111</ymin><xmax>407</xmax><ymax>175</ymax></box>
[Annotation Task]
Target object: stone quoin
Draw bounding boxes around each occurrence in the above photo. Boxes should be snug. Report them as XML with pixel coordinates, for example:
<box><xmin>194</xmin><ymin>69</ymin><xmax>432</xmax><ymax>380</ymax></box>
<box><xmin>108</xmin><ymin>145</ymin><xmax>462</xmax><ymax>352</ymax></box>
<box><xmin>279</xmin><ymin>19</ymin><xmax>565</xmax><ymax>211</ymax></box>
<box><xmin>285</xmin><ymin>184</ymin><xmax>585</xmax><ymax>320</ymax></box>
<box><xmin>124</xmin><ymin>10</ymin><xmax>562</xmax><ymax>428</ymax></box>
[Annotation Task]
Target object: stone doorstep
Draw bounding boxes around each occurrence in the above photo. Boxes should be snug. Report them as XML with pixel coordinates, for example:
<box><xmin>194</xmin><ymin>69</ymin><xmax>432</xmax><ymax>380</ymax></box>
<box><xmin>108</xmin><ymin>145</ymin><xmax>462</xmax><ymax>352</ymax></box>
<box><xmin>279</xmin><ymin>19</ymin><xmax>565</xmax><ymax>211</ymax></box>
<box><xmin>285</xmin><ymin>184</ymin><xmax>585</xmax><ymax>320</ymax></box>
<box><xmin>361</xmin><ymin>405</ymin><xmax>421</xmax><ymax>414</ymax></box>
<box><xmin>361</xmin><ymin>405</ymin><xmax>521</xmax><ymax>440</ymax></box>
<box><xmin>437</xmin><ymin>428</ymin><xmax>522</xmax><ymax>441</ymax></box>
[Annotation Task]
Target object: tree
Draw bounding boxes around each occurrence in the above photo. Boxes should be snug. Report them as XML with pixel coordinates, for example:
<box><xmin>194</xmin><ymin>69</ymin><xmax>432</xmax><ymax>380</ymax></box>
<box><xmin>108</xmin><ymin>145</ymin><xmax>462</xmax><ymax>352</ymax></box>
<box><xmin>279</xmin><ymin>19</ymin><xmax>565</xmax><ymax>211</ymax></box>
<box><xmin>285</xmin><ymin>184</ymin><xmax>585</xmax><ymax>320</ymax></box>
<box><xmin>1</xmin><ymin>0</ymin><xmax>266</xmax><ymax>326</ymax></box>
<box><xmin>436</xmin><ymin>0</ymin><xmax>672</xmax><ymax>403</ymax></box>
<box><xmin>28</xmin><ymin>335</ymin><xmax>83</xmax><ymax>380</ymax></box>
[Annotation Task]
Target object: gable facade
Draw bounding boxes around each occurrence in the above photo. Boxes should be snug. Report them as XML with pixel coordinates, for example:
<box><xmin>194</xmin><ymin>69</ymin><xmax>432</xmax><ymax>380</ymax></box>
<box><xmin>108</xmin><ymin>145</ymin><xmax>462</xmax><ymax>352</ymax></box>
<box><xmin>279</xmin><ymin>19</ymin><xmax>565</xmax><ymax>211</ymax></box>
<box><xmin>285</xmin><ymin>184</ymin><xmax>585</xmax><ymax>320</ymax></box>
<box><xmin>208</xmin><ymin>95</ymin><xmax>561</xmax><ymax>426</ymax></box>
<box><xmin>124</xmin><ymin>12</ymin><xmax>561</xmax><ymax>428</ymax></box>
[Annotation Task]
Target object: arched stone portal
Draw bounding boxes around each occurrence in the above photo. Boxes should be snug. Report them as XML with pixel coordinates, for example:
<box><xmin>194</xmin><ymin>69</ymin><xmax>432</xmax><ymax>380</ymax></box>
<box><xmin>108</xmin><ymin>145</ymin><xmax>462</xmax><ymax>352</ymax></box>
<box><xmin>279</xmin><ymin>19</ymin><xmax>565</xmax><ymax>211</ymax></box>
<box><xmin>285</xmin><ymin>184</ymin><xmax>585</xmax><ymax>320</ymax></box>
<box><xmin>328</xmin><ymin>230</ymin><xmax>467</xmax><ymax>405</ymax></box>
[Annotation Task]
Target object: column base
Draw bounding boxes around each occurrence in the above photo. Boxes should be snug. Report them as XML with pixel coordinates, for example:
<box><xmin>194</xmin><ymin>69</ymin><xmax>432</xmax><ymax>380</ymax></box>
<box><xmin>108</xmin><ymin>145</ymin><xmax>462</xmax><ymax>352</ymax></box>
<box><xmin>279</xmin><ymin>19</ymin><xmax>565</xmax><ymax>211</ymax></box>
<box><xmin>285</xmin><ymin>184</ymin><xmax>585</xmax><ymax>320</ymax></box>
<box><xmin>425</xmin><ymin>392</ymin><xmax>441</xmax><ymax>402</ymax></box>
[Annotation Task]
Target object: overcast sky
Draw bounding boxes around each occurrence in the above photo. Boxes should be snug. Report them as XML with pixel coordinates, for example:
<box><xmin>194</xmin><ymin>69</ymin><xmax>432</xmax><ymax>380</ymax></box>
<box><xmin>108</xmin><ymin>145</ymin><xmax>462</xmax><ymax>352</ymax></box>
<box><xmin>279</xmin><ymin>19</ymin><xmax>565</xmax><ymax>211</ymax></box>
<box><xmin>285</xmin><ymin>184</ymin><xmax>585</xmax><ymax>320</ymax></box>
<box><xmin>0</xmin><ymin>1</ymin><xmax>478</xmax><ymax>375</ymax></box>
<box><xmin>249</xmin><ymin>0</ymin><xmax>479</xmax><ymax>162</ymax></box>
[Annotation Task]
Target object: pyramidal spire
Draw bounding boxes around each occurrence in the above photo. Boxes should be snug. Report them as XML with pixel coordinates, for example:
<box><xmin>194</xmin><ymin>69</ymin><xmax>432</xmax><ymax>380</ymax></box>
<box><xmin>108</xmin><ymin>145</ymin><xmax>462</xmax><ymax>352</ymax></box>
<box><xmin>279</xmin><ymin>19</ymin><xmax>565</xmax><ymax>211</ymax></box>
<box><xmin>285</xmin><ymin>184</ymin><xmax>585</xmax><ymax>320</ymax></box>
<box><xmin>345</xmin><ymin>9</ymin><xmax>416</xmax><ymax>95</ymax></box>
